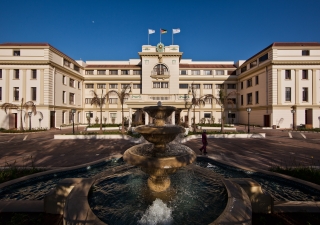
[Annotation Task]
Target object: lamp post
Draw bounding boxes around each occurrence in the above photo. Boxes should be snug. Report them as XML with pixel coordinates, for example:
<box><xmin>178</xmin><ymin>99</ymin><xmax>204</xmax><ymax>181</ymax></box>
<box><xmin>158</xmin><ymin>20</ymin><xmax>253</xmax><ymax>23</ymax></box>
<box><xmin>28</xmin><ymin>112</ymin><xmax>32</xmax><ymax>130</ymax></box>
<box><xmin>291</xmin><ymin>109</ymin><xmax>295</xmax><ymax>130</ymax></box>
<box><xmin>246</xmin><ymin>108</ymin><xmax>251</xmax><ymax>133</ymax></box>
<box><xmin>71</xmin><ymin>109</ymin><xmax>76</xmax><ymax>134</ymax></box>
<box><xmin>228</xmin><ymin>110</ymin><xmax>231</xmax><ymax>124</ymax></box>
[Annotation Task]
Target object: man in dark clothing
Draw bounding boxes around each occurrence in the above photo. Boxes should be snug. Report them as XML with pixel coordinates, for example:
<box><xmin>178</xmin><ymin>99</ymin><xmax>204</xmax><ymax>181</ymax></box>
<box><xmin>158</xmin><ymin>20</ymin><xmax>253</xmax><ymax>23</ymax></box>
<box><xmin>199</xmin><ymin>130</ymin><xmax>208</xmax><ymax>154</ymax></box>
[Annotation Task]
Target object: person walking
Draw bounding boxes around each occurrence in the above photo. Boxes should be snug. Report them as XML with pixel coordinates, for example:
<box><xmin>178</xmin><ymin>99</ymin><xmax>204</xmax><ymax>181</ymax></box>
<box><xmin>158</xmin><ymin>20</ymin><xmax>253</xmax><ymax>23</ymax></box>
<box><xmin>199</xmin><ymin>130</ymin><xmax>208</xmax><ymax>154</ymax></box>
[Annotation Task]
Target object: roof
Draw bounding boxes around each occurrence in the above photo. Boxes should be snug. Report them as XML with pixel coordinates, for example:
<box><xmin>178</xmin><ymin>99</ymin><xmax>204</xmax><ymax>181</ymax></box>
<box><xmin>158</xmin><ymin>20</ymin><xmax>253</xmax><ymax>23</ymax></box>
<box><xmin>179</xmin><ymin>64</ymin><xmax>236</xmax><ymax>69</ymax></box>
<box><xmin>85</xmin><ymin>65</ymin><xmax>141</xmax><ymax>69</ymax></box>
<box><xmin>0</xmin><ymin>42</ymin><xmax>81</xmax><ymax>67</ymax></box>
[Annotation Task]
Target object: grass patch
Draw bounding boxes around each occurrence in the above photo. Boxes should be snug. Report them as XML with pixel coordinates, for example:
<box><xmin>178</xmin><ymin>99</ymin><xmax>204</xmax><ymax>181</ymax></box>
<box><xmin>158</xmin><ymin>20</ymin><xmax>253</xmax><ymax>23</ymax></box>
<box><xmin>87</xmin><ymin>123</ymin><xmax>121</xmax><ymax>128</ymax></box>
<box><xmin>0</xmin><ymin>128</ymin><xmax>48</xmax><ymax>133</ymax></box>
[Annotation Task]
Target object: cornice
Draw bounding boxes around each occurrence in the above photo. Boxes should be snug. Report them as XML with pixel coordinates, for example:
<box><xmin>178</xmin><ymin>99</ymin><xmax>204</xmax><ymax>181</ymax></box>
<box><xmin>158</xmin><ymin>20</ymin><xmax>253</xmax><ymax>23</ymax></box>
<box><xmin>49</xmin><ymin>62</ymin><xmax>84</xmax><ymax>80</ymax></box>
<box><xmin>179</xmin><ymin>76</ymin><xmax>237</xmax><ymax>82</ymax></box>
<box><xmin>272</xmin><ymin>60</ymin><xmax>320</xmax><ymax>65</ymax></box>
<box><xmin>83</xmin><ymin>76</ymin><xmax>141</xmax><ymax>82</ymax></box>
<box><xmin>0</xmin><ymin>60</ymin><xmax>50</xmax><ymax>65</ymax></box>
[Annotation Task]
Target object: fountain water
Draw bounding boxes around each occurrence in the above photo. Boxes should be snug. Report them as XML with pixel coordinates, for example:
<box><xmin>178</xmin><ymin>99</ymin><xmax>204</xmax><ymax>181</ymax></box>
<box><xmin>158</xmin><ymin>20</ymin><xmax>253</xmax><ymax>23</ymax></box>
<box><xmin>123</xmin><ymin>102</ymin><xmax>196</xmax><ymax>192</ymax></box>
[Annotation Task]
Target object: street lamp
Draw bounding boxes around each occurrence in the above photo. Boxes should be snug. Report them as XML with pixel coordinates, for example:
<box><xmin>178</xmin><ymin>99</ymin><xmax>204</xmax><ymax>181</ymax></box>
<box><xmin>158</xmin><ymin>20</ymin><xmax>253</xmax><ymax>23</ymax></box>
<box><xmin>291</xmin><ymin>109</ymin><xmax>295</xmax><ymax>130</ymax></box>
<box><xmin>246</xmin><ymin>108</ymin><xmax>251</xmax><ymax>133</ymax></box>
<box><xmin>228</xmin><ymin>110</ymin><xmax>231</xmax><ymax>124</ymax></box>
<box><xmin>71</xmin><ymin>109</ymin><xmax>76</xmax><ymax>134</ymax></box>
<box><xmin>28</xmin><ymin>112</ymin><xmax>32</xmax><ymax>130</ymax></box>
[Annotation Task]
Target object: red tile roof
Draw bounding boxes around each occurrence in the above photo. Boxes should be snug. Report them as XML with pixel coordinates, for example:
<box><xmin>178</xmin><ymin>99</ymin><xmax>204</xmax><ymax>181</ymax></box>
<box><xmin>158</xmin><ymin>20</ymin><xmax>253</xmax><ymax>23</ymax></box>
<box><xmin>179</xmin><ymin>64</ymin><xmax>236</xmax><ymax>68</ymax></box>
<box><xmin>85</xmin><ymin>65</ymin><xmax>141</xmax><ymax>69</ymax></box>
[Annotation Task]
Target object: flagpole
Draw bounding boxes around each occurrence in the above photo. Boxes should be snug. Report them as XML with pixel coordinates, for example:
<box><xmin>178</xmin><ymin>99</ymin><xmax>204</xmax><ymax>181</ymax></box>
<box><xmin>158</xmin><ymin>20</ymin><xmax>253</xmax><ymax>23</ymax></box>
<box><xmin>160</xmin><ymin>28</ymin><xmax>161</xmax><ymax>43</ymax></box>
<box><xmin>172</xmin><ymin>31</ymin><xmax>174</xmax><ymax>45</ymax></box>
<box><xmin>148</xmin><ymin>32</ymin><xmax>149</xmax><ymax>45</ymax></box>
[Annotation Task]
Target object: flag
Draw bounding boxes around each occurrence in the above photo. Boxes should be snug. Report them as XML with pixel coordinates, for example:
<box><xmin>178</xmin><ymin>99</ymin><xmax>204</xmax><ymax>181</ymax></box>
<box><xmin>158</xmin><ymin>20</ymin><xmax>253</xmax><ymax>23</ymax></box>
<box><xmin>148</xmin><ymin>29</ymin><xmax>155</xmax><ymax>34</ymax></box>
<box><xmin>173</xmin><ymin>28</ymin><xmax>180</xmax><ymax>34</ymax></box>
<box><xmin>160</xmin><ymin>29</ymin><xmax>167</xmax><ymax>34</ymax></box>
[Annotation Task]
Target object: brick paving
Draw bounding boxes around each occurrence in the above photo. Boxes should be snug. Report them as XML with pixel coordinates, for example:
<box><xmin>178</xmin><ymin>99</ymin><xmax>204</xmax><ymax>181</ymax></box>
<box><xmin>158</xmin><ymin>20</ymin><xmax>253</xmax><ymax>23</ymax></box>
<box><xmin>0</xmin><ymin>127</ymin><xmax>320</xmax><ymax>170</ymax></box>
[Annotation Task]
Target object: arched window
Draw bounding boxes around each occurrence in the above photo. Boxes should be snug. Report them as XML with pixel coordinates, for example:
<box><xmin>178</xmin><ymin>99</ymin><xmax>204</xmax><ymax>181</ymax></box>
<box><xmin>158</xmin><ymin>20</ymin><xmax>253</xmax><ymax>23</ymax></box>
<box><xmin>153</xmin><ymin>64</ymin><xmax>168</xmax><ymax>75</ymax></box>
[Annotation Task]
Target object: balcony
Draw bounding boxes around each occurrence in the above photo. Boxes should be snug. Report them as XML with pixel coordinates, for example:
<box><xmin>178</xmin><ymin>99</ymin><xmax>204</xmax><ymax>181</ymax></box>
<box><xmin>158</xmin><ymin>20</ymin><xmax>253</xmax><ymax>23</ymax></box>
<box><xmin>150</xmin><ymin>70</ymin><xmax>170</xmax><ymax>80</ymax></box>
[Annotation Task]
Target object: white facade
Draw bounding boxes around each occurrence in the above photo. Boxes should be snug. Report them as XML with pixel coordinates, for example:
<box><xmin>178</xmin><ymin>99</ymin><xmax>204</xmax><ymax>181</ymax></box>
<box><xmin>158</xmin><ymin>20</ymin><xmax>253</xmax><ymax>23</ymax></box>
<box><xmin>0</xmin><ymin>42</ymin><xmax>319</xmax><ymax>130</ymax></box>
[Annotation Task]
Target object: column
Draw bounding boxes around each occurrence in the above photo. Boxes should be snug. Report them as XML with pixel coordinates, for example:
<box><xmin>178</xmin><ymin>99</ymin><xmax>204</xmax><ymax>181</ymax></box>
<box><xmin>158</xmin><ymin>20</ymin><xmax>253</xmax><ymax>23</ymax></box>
<box><xmin>145</xmin><ymin>112</ymin><xmax>149</xmax><ymax>125</ymax></box>
<box><xmin>312</xmin><ymin>69</ymin><xmax>317</xmax><ymax>105</ymax></box>
<box><xmin>277</xmin><ymin>69</ymin><xmax>282</xmax><ymax>105</ymax></box>
<box><xmin>295</xmin><ymin>69</ymin><xmax>299</xmax><ymax>104</ymax></box>
<box><xmin>172</xmin><ymin>111</ymin><xmax>175</xmax><ymax>125</ymax></box>
<box><xmin>40</xmin><ymin>69</ymin><xmax>44</xmax><ymax>105</ymax></box>
<box><xmin>129</xmin><ymin>108</ymin><xmax>132</xmax><ymax>127</ymax></box>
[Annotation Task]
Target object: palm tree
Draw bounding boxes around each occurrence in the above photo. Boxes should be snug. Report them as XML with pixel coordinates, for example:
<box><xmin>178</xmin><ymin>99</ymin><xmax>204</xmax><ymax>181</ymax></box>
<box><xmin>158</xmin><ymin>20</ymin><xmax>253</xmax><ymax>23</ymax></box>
<box><xmin>1</xmin><ymin>98</ymin><xmax>37</xmax><ymax>131</ymax></box>
<box><xmin>186</xmin><ymin>85</ymin><xmax>207</xmax><ymax>133</ymax></box>
<box><xmin>90</xmin><ymin>90</ymin><xmax>108</xmax><ymax>133</ymax></box>
<box><xmin>206</xmin><ymin>90</ymin><xmax>238</xmax><ymax>133</ymax></box>
<box><xmin>106</xmin><ymin>84</ymin><xmax>131</xmax><ymax>134</ymax></box>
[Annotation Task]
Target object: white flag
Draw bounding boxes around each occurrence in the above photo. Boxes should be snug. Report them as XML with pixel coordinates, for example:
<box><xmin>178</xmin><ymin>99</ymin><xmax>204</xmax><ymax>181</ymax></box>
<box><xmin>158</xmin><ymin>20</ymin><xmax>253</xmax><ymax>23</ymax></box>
<box><xmin>173</xmin><ymin>28</ymin><xmax>180</xmax><ymax>34</ymax></box>
<box><xmin>148</xmin><ymin>29</ymin><xmax>155</xmax><ymax>34</ymax></box>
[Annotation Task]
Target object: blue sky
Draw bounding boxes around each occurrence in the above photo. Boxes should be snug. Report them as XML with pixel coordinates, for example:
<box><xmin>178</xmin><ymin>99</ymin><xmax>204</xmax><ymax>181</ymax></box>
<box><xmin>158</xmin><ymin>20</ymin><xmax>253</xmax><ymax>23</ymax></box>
<box><xmin>1</xmin><ymin>0</ymin><xmax>320</xmax><ymax>62</ymax></box>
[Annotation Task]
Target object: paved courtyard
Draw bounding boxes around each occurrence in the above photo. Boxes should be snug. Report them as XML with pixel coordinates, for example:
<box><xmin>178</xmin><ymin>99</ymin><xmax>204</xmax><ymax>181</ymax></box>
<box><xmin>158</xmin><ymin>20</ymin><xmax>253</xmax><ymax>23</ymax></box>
<box><xmin>0</xmin><ymin>127</ymin><xmax>320</xmax><ymax>171</ymax></box>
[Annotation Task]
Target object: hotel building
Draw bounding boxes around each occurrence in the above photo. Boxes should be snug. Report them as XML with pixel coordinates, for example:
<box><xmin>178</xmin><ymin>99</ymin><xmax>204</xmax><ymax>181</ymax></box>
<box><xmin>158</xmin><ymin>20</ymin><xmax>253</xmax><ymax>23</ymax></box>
<box><xmin>0</xmin><ymin>42</ymin><xmax>319</xmax><ymax>130</ymax></box>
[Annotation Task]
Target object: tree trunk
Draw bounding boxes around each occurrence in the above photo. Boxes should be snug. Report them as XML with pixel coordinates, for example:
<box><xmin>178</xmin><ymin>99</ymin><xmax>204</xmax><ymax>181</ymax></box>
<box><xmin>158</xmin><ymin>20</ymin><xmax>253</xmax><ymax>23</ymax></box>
<box><xmin>100</xmin><ymin>105</ymin><xmax>102</xmax><ymax>133</ymax></box>
<box><xmin>220</xmin><ymin>107</ymin><xmax>224</xmax><ymax>133</ymax></box>
<box><xmin>193</xmin><ymin>106</ymin><xmax>196</xmax><ymax>133</ymax></box>
<box><xmin>121</xmin><ymin>104</ymin><xmax>124</xmax><ymax>134</ymax></box>
<box><xmin>20</xmin><ymin>110</ymin><xmax>24</xmax><ymax>131</ymax></box>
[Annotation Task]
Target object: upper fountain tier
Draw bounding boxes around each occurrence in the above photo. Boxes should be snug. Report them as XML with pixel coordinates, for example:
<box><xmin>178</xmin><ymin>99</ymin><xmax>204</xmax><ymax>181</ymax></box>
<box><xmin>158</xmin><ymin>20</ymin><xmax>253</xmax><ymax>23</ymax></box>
<box><xmin>143</xmin><ymin>105</ymin><xmax>176</xmax><ymax>126</ymax></box>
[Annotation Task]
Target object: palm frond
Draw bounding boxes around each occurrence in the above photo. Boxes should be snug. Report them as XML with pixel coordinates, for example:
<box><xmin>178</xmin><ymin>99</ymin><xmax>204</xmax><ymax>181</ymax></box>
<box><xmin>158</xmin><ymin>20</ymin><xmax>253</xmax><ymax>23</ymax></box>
<box><xmin>1</xmin><ymin>103</ymin><xmax>18</xmax><ymax>114</ymax></box>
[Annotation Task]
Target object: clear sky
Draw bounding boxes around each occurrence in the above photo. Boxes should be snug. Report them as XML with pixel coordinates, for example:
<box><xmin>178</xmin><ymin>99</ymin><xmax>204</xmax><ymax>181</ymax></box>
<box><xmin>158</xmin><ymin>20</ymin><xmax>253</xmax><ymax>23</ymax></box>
<box><xmin>1</xmin><ymin>0</ymin><xmax>320</xmax><ymax>62</ymax></box>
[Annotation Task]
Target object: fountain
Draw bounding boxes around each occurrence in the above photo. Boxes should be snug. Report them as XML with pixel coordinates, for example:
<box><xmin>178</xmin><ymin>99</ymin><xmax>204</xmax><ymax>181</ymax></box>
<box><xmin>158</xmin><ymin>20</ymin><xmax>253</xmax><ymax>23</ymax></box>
<box><xmin>123</xmin><ymin>102</ymin><xmax>197</xmax><ymax>192</ymax></box>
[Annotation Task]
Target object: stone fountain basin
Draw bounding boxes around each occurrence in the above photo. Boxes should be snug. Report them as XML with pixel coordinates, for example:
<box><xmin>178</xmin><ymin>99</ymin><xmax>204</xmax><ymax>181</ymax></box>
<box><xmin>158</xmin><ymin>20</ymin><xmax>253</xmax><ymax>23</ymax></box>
<box><xmin>123</xmin><ymin>143</ymin><xmax>196</xmax><ymax>169</ymax></box>
<box><xmin>135</xmin><ymin>125</ymin><xmax>185</xmax><ymax>144</ymax></box>
<box><xmin>142</xmin><ymin>106</ymin><xmax>176</xmax><ymax>119</ymax></box>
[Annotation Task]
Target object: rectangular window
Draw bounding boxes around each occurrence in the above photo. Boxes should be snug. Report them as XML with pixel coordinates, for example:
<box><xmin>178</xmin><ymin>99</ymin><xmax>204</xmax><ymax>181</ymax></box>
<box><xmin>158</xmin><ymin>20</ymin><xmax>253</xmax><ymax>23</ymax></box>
<box><xmin>109</xmin><ymin>84</ymin><xmax>118</xmax><ymax>89</ymax></box>
<box><xmin>302</xmin><ymin>50</ymin><xmax>310</xmax><ymax>56</ymax></box>
<box><xmin>227</xmin><ymin>84</ymin><xmax>236</xmax><ymax>89</ymax></box>
<box><xmin>64</xmin><ymin>59</ymin><xmax>71</xmax><ymax>67</ymax></box>
<box><xmin>97</xmin><ymin>70</ymin><xmax>106</xmax><ymax>75</ymax></box>
<box><xmin>109</xmin><ymin>70</ymin><xmax>118</xmax><ymax>75</ymax></box>
<box><xmin>204</xmin><ymin>113</ymin><xmax>211</xmax><ymax>118</ymax></box>
<box><xmin>69</xmin><ymin>79</ymin><xmax>75</xmax><ymax>87</ymax></box>
<box><xmin>63</xmin><ymin>76</ymin><xmax>66</xmax><ymax>84</ymax></box>
<box><xmin>85</xmin><ymin>98</ymin><xmax>92</xmax><ymax>104</ymax></box>
<box><xmin>241</xmin><ymin>82</ymin><xmax>243</xmax><ymax>89</ymax></box>
<box><xmin>302</xmin><ymin>87</ymin><xmax>308</xmax><ymax>101</ymax></box>
<box><xmin>180</xmin><ymin>70</ymin><xmax>188</xmax><ymax>75</ymax></box>
<box><xmin>13</xmin><ymin>50</ymin><xmax>20</xmax><ymax>56</ymax></box>
<box><xmin>31</xmin><ymin>69</ymin><xmax>37</xmax><ymax>79</ymax></box>
<box><xmin>78</xmin><ymin>81</ymin><xmax>81</xmax><ymax>89</ymax></box>
<box><xmin>191</xmin><ymin>70</ymin><xmax>200</xmax><ymax>75</ymax></box>
<box><xmin>74</xmin><ymin>65</ymin><xmax>80</xmax><ymax>72</ymax></box>
<box><xmin>13</xmin><ymin>87</ymin><xmax>19</xmax><ymax>101</ymax></box>
<box><xmin>133</xmin><ymin>84</ymin><xmax>141</xmax><ymax>89</ymax></box>
<box><xmin>216</xmin><ymin>70</ymin><xmax>224</xmax><ymax>75</ymax></box>
<box><xmin>203</xmin><ymin>84</ymin><xmax>212</xmax><ymax>89</ymax></box>
<box><xmin>285</xmin><ymin>70</ymin><xmax>291</xmax><ymax>79</ymax></box>
<box><xmin>121</xmin><ymin>70</ymin><xmax>130</xmax><ymax>75</ymax></box>
<box><xmin>216</xmin><ymin>84</ymin><xmax>224</xmax><ymax>89</ymax></box>
<box><xmin>0</xmin><ymin>87</ymin><xmax>2</xmax><ymax>101</ymax></box>
<box><xmin>259</xmin><ymin>53</ymin><xmax>268</xmax><ymax>63</ymax></box>
<box><xmin>161</xmin><ymin>82</ymin><xmax>168</xmax><ymax>88</ymax></box>
<box><xmin>31</xmin><ymin>87</ymin><xmax>36</xmax><ymax>101</ymax></box>
<box><xmin>121</xmin><ymin>84</ymin><xmax>130</xmax><ymax>89</ymax></box>
<box><xmin>255</xmin><ymin>91</ymin><xmax>259</xmax><ymax>104</ymax></box>
<box><xmin>0</xmin><ymin>69</ymin><xmax>2</xmax><ymax>79</ymax></box>
<box><xmin>63</xmin><ymin>91</ymin><xmax>66</xmax><ymax>103</ymax></box>
<box><xmin>204</xmin><ymin>70</ymin><xmax>212</xmax><ymax>75</ymax></box>
<box><xmin>97</xmin><ymin>84</ymin><xmax>106</xmax><ymax>89</ymax></box>
<box><xmin>179</xmin><ymin>84</ymin><xmax>189</xmax><ymax>89</ymax></box>
<box><xmin>85</xmin><ymin>84</ymin><xmax>94</xmax><ymax>89</ymax></box>
<box><xmin>241</xmin><ymin>95</ymin><xmax>243</xmax><ymax>105</ymax></box>
<box><xmin>69</xmin><ymin>93</ymin><xmax>75</xmax><ymax>105</ymax></box>
<box><xmin>109</xmin><ymin>98</ymin><xmax>118</xmax><ymax>104</ymax></box>
<box><xmin>255</xmin><ymin>76</ymin><xmax>259</xmax><ymax>85</ymax></box>
<box><xmin>247</xmin><ymin>78</ymin><xmax>252</xmax><ymax>87</ymax></box>
<box><xmin>302</xmin><ymin>70</ymin><xmax>308</xmax><ymax>79</ymax></box>
<box><xmin>250</xmin><ymin>61</ymin><xmax>257</xmax><ymax>68</ymax></box>
<box><xmin>285</xmin><ymin>87</ymin><xmax>291</xmax><ymax>101</ymax></box>
<box><xmin>86</xmin><ymin>70</ymin><xmax>94</xmax><ymax>75</ymax></box>
<box><xmin>62</xmin><ymin>112</ymin><xmax>65</xmax><ymax>124</ymax></box>
<box><xmin>247</xmin><ymin>93</ymin><xmax>252</xmax><ymax>105</ymax></box>
<box><xmin>133</xmin><ymin>70</ymin><xmax>142</xmax><ymax>75</ymax></box>
<box><xmin>14</xmin><ymin>69</ymin><xmax>19</xmax><ymax>79</ymax></box>
<box><xmin>192</xmin><ymin>84</ymin><xmax>200</xmax><ymax>89</ymax></box>
<box><xmin>241</xmin><ymin>67</ymin><xmax>247</xmax><ymax>73</ymax></box>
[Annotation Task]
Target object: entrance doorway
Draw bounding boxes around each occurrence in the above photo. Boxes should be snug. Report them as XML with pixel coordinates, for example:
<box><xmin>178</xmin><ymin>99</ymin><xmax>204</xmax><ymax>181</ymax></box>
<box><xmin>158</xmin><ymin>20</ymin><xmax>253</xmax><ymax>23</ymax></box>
<box><xmin>50</xmin><ymin>111</ymin><xmax>55</xmax><ymax>128</ymax></box>
<box><xmin>9</xmin><ymin>113</ymin><xmax>17</xmax><ymax>129</ymax></box>
<box><xmin>264</xmin><ymin>115</ymin><xmax>270</xmax><ymax>127</ymax></box>
<box><xmin>305</xmin><ymin>109</ymin><xmax>313</xmax><ymax>128</ymax></box>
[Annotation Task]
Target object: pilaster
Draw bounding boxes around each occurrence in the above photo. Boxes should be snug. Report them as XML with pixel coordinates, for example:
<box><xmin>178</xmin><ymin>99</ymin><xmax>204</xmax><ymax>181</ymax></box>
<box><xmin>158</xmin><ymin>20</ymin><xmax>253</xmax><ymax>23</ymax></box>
<box><xmin>295</xmin><ymin>69</ymin><xmax>299</xmax><ymax>104</ymax></box>
<box><xmin>277</xmin><ymin>69</ymin><xmax>282</xmax><ymax>105</ymax></box>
